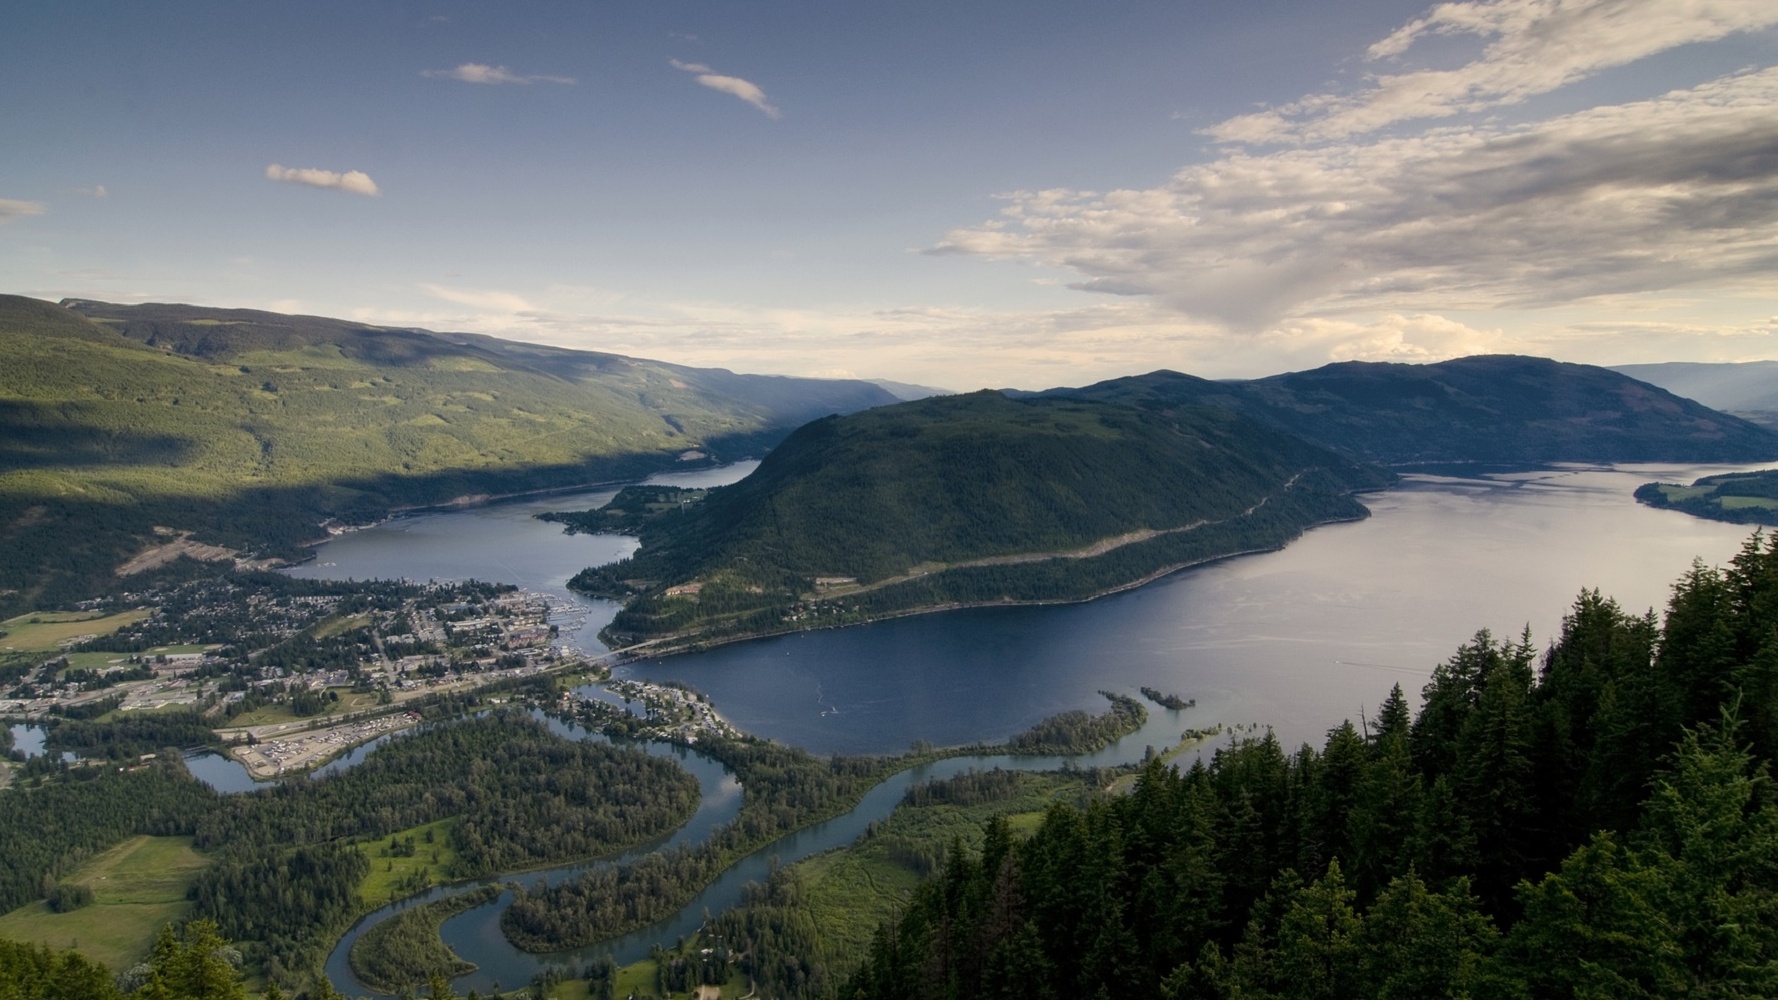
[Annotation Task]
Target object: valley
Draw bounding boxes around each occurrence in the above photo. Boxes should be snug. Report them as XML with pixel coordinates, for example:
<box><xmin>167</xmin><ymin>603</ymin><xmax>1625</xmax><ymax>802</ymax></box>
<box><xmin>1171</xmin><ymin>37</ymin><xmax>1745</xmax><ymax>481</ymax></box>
<box><xmin>9</xmin><ymin>3</ymin><xmax>1777</xmax><ymax>995</ymax></box>
<box><xmin>8</xmin><ymin>301</ymin><xmax>1778</xmax><ymax>1000</ymax></box>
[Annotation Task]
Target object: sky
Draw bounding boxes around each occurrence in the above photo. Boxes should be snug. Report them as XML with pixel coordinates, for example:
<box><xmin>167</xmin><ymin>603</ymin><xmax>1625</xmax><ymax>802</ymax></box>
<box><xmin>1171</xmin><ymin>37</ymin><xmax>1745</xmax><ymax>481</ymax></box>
<box><xmin>4</xmin><ymin>0</ymin><xmax>1776</xmax><ymax>390</ymax></box>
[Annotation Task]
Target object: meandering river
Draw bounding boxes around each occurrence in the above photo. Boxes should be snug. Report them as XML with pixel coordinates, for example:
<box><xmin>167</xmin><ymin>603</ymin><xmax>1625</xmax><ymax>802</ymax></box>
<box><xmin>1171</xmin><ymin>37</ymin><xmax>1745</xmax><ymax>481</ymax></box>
<box><xmin>292</xmin><ymin>458</ymin><xmax>1775</xmax><ymax>995</ymax></box>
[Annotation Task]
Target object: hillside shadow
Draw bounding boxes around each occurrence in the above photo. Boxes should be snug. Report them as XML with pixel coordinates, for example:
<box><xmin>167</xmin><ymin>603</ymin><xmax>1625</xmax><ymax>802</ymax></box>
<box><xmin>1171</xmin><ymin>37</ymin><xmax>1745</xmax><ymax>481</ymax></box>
<box><xmin>0</xmin><ymin>401</ymin><xmax>194</xmax><ymax>472</ymax></box>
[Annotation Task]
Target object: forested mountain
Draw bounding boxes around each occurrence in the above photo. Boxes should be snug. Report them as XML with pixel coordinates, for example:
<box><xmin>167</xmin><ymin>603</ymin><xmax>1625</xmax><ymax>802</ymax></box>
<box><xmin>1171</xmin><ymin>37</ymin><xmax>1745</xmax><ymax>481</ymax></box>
<box><xmin>0</xmin><ymin>295</ymin><xmax>894</xmax><ymax>616</ymax></box>
<box><xmin>575</xmin><ymin>391</ymin><xmax>1390</xmax><ymax>648</ymax></box>
<box><xmin>1043</xmin><ymin>355</ymin><xmax>1778</xmax><ymax>465</ymax></box>
<box><xmin>844</xmin><ymin>537</ymin><xmax>1778</xmax><ymax>1000</ymax></box>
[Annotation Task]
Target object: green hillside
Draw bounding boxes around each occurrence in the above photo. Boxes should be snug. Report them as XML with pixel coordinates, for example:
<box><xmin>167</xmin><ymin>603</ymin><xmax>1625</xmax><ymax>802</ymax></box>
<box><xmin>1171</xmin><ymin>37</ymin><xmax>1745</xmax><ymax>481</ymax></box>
<box><xmin>1636</xmin><ymin>468</ymin><xmax>1778</xmax><ymax>525</ymax></box>
<box><xmin>1047</xmin><ymin>355</ymin><xmax>1778</xmax><ymax>465</ymax></box>
<box><xmin>0</xmin><ymin>296</ymin><xmax>894</xmax><ymax>616</ymax></box>
<box><xmin>573</xmin><ymin>391</ymin><xmax>1391</xmax><ymax>648</ymax></box>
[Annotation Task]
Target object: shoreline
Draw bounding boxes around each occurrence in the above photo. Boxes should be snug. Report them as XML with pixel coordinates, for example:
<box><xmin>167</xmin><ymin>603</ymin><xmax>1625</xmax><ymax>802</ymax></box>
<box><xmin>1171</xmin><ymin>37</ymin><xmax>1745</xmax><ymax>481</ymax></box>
<box><xmin>295</xmin><ymin>458</ymin><xmax>741</xmax><ymax>558</ymax></box>
<box><xmin>601</xmin><ymin>508</ymin><xmax>1371</xmax><ymax>663</ymax></box>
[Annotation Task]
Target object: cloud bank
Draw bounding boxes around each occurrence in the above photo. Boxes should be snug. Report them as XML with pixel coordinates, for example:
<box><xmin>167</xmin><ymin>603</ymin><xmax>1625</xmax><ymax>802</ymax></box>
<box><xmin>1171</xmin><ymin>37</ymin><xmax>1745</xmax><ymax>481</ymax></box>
<box><xmin>933</xmin><ymin>64</ymin><xmax>1778</xmax><ymax>330</ymax></box>
<box><xmin>423</xmin><ymin>63</ymin><xmax>575</xmax><ymax>86</ymax></box>
<box><xmin>671</xmin><ymin>59</ymin><xmax>779</xmax><ymax>118</ymax></box>
<box><xmin>265</xmin><ymin>164</ymin><xmax>381</xmax><ymax>197</ymax></box>
<box><xmin>1208</xmin><ymin>0</ymin><xmax>1778</xmax><ymax>145</ymax></box>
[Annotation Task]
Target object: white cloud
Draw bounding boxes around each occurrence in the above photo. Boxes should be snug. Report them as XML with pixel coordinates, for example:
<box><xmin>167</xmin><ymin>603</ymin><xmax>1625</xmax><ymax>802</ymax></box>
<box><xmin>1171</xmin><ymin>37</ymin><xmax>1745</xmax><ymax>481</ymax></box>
<box><xmin>420</xmin><ymin>283</ymin><xmax>539</xmax><ymax>314</ymax></box>
<box><xmin>1209</xmin><ymin>0</ymin><xmax>1778</xmax><ymax>145</ymax></box>
<box><xmin>73</xmin><ymin>185</ymin><xmax>106</xmax><ymax>198</ymax></box>
<box><xmin>265</xmin><ymin>164</ymin><xmax>380</xmax><ymax>197</ymax></box>
<box><xmin>0</xmin><ymin>198</ymin><xmax>47</xmax><ymax>222</ymax></box>
<box><xmin>423</xmin><ymin>63</ymin><xmax>575</xmax><ymax>86</ymax></box>
<box><xmin>670</xmin><ymin>59</ymin><xmax>780</xmax><ymax>119</ymax></box>
<box><xmin>932</xmin><ymin>67</ymin><xmax>1778</xmax><ymax>330</ymax></box>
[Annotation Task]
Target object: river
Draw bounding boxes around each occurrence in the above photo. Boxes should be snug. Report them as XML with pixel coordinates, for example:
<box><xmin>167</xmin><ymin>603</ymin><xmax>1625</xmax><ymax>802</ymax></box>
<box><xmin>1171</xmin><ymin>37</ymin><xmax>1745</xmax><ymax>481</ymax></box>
<box><xmin>293</xmin><ymin>458</ymin><xmax>1775</xmax><ymax>994</ymax></box>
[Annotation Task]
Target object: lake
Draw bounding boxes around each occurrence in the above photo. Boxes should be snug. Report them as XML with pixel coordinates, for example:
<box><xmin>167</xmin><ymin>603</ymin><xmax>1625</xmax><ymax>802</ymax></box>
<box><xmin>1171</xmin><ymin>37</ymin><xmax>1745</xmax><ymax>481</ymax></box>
<box><xmin>295</xmin><ymin>461</ymin><xmax>1772</xmax><ymax>756</ymax></box>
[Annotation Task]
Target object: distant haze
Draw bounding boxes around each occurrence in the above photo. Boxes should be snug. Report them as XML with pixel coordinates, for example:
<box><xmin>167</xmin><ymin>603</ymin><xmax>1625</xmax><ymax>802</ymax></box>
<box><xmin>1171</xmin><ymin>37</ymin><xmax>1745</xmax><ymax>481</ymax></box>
<box><xmin>1613</xmin><ymin>362</ymin><xmax>1778</xmax><ymax>414</ymax></box>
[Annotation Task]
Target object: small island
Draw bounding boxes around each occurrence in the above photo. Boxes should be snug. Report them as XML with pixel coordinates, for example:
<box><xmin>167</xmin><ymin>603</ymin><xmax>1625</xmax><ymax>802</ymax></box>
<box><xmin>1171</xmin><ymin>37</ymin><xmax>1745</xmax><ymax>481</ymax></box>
<box><xmin>1139</xmin><ymin>686</ymin><xmax>1195</xmax><ymax>710</ymax></box>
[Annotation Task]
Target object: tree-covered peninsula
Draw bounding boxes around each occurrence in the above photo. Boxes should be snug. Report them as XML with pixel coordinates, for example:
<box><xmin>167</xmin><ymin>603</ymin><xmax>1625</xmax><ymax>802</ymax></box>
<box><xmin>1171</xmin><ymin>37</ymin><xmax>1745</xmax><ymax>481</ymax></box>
<box><xmin>1636</xmin><ymin>468</ymin><xmax>1778</xmax><ymax>526</ymax></box>
<box><xmin>569</xmin><ymin>391</ymin><xmax>1392</xmax><ymax>649</ymax></box>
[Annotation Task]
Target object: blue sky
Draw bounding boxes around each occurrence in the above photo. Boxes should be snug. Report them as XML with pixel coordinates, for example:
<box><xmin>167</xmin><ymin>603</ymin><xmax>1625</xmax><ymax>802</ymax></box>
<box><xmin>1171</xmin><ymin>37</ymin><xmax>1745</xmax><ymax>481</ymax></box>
<box><xmin>4</xmin><ymin>1</ymin><xmax>1776</xmax><ymax>389</ymax></box>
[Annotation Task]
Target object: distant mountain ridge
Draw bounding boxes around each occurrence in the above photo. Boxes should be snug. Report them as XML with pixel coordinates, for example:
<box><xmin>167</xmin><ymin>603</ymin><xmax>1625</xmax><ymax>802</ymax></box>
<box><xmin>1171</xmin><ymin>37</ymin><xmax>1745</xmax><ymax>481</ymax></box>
<box><xmin>0</xmin><ymin>295</ymin><xmax>895</xmax><ymax>615</ymax></box>
<box><xmin>1039</xmin><ymin>355</ymin><xmax>1778</xmax><ymax>465</ymax></box>
<box><xmin>1610</xmin><ymin>361</ymin><xmax>1778</xmax><ymax>416</ymax></box>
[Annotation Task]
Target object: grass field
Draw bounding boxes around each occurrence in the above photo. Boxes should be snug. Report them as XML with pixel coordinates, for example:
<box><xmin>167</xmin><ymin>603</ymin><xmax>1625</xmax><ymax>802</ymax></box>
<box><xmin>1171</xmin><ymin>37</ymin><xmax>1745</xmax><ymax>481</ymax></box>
<box><xmin>223</xmin><ymin>703</ymin><xmax>305</xmax><ymax>727</ymax></box>
<box><xmin>0</xmin><ymin>610</ymin><xmax>152</xmax><ymax>653</ymax></box>
<box><xmin>1655</xmin><ymin>484</ymin><xmax>1713</xmax><ymax>502</ymax></box>
<box><xmin>356</xmin><ymin>818</ymin><xmax>461</xmax><ymax>907</ymax></box>
<box><xmin>789</xmin><ymin>771</ymin><xmax>1087</xmax><ymax>978</ymax></box>
<box><xmin>0</xmin><ymin>835</ymin><xmax>211</xmax><ymax>971</ymax></box>
<box><xmin>312</xmin><ymin>613</ymin><xmax>370</xmax><ymax>639</ymax></box>
<box><xmin>57</xmin><ymin>651</ymin><xmax>136</xmax><ymax>672</ymax></box>
<box><xmin>593</xmin><ymin>948</ymin><xmax>748</xmax><ymax>1000</ymax></box>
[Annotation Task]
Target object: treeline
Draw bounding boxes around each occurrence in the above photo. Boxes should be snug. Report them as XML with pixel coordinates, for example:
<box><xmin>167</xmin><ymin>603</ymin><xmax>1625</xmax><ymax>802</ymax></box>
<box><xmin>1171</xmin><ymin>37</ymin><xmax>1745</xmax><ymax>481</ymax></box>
<box><xmin>44</xmin><ymin>710</ymin><xmax>216</xmax><ymax>759</ymax></box>
<box><xmin>845</xmin><ymin>534</ymin><xmax>1778</xmax><ymax>999</ymax></box>
<box><xmin>186</xmin><ymin>710</ymin><xmax>699</xmax><ymax>983</ymax></box>
<box><xmin>347</xmin><ymin>884</ymin><xmax>500</xmax><ymax>993</ymax></box>
<box><xmin>1008</xmin><ymin>692</ymin><xmax>1146</xmax><ymax>755</ymax></box>
<box><xmin>192</xmin><ymin>711</ymin><xmax>697</xmax><ymax>865</ymax></box>
<box><xmin>0</xmin><ymin>757</ymin><xmax>215</xmax><ymax>913</ymax></box>
<box><xmin>901</xmin><ymin>768</ymin><xmax>1028</xmax><ymax>810</ymax></box>
<box><xmin>0</xmin><ymin>920</ymin><xmax>254</xmax><ymax>1000</ymax></box>
<box><xmin>500</xmin><ymin>733</ymin><xmax>899</xmax><ymax>951</ymax></box>
<box><xmin>188</xmin><ymin>842</ymin><xmax>369</xmax><ymax>984</ymax></box>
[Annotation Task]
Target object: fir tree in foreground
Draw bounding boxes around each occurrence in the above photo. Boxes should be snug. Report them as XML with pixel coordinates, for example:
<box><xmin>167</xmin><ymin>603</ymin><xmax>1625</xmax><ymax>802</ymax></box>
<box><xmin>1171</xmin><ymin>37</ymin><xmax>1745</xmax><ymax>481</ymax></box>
<box><xmin>842</xmin><ymin>534</ymin><xmax>1778</xmax><ymax>1000</ymax></box>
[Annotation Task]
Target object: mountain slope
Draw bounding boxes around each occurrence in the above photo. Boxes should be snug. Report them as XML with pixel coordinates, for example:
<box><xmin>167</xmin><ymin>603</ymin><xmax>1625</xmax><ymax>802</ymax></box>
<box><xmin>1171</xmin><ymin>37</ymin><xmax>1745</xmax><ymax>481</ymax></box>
<box><xmin>1611</xmin><ymin>361</ymin><xmax>1778</xmax><ymax>419</ymax></box>
<box><xmin>574</xmin><ymin>391</ymin><xmax>1391</xmax><ymax>649</ymax></box>
<box><xmin>1045</xmin><ymin>355</ymin><xmax>1778</xmax><ymax>465</ymax></box>
<box><xmin>0</xmin><ymin>296</ymin><xmax>895</xmax><ymax>614</ymax></box>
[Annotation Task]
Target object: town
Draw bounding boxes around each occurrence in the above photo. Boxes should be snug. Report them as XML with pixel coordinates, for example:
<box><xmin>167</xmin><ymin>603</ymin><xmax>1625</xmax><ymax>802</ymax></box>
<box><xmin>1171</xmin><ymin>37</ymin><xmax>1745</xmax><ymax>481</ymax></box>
<box><xmin>1</xmin><ymin>573</ymin><xmax>595</xmax><ymax>779</ymax></box>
